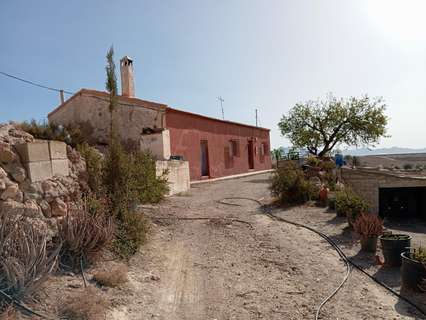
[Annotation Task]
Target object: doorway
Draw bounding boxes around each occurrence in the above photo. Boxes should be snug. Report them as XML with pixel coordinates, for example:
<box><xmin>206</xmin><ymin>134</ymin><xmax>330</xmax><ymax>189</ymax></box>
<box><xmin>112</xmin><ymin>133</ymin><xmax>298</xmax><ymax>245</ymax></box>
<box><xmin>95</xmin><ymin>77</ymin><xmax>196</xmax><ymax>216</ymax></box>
<box><xmin>200</xmin><ymin>140</ymin><xmax>210</xmax><ymax>177</ymax></box>
<box><xmin>379</xmin><ymin>187</ymin><xmax>426</xmax><ymax>220</ymax></box>
<box><xmin>248</xmin><ymin>140</ymin><xmax>254</xmax><ymax>169</ymax></box>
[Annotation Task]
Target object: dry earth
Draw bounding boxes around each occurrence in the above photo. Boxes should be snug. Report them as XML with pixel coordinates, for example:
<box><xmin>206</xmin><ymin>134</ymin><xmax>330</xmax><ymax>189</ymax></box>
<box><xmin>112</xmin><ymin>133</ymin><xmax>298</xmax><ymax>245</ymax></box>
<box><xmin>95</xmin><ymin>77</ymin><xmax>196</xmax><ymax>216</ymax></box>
<box><xmin>105</xmin><ymin>173</ymin><xmax>424</xmax><ymax>320</ymax></box>
<box><xmin>37</xmin><ymin>173</ymin><xmax>424</xmax><ymax>319</ymax></box>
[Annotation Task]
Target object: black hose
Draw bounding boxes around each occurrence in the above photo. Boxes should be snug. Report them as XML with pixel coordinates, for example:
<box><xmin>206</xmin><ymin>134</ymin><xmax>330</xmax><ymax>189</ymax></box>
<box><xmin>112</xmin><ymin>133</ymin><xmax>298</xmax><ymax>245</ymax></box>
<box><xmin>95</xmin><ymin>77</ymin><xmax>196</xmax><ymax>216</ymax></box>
<box><xmin>218</xmin><ymin>197</ymin><xmax>426</xmax><ymax>319</ymax></box>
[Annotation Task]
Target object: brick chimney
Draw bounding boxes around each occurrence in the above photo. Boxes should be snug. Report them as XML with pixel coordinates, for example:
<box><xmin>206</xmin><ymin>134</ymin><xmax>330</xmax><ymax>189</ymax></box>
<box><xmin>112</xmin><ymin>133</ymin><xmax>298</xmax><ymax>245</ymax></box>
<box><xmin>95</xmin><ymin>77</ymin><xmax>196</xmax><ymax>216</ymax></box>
<box><xmin>120</xmin><ymin>56</ymin><xmax>135</xmax><ymax>97</ymax></box>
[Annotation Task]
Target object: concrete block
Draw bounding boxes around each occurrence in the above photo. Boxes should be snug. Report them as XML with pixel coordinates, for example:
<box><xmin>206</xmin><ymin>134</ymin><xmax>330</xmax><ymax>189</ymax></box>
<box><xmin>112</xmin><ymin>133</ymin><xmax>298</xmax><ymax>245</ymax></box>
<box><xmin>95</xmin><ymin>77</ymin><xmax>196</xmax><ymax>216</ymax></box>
<box><xmin>15</xmin><ymin>140</ymin><xmax>50</xmax><ymax>163</ymax></box>
<box><xmin>51</xmin><ymin>159</ymin><xmax>69</xmax><ymax>177</ymax></box>
<box><xmin>156</xmin><ymin>160</ymin><xmax>190</xmax><ymax>195</ymax></box>
<box><xmin>140</xmin><ymin>129</ymin><xmax>171</xmax><ymax>160</ymax></box>
<box><xmin>25</xmin><ymin>161</ymin><xmax>52</xmax><ymax>182</ymax></box>
<box><xmin>49</xmin><ymin>141</ymin><xmax>67</xmax><ymax>160</ymax></box>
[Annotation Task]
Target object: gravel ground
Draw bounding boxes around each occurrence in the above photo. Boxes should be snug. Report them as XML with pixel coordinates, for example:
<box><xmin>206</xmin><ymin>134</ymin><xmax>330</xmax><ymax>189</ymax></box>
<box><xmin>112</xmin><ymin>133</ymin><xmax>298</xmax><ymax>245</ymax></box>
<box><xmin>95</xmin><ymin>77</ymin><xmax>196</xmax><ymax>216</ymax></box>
<box><xmin>36</xmin><ymin>172</ymin><xmax>425</xmax><ymax>319</ymax></box>
<box><xmin>272</xmin><ymin>203</ymin><xmax>426</xmax><ymax>318</ymax></box>
<box><xmin>104</xmin><ymin>173</ymin><xmax>424</xmax><ymax>319</ymax></box>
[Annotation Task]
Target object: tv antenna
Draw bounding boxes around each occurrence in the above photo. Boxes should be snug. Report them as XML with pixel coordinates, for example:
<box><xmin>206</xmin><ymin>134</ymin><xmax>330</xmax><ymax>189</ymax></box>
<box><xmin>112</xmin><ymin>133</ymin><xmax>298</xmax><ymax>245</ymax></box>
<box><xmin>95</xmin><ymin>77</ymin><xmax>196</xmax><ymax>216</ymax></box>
<box><xmin>217</xmin><ymin>96</ymin><xmax>225</xmax><ymax>120</ymax></box>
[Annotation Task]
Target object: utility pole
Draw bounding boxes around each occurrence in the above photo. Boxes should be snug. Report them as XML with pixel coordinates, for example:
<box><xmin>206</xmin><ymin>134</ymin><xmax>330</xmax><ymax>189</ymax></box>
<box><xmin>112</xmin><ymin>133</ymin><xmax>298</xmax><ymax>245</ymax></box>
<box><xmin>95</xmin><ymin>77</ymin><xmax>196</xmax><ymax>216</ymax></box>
<box><xmin>217</xmin><ymin>96</ymin><xmax>225</xmax><ymax>120</ymax></box>
<box><xmin>255</xmin><ymin>108</ymin><xmax>258</xmax><ymax>127</ymax></box>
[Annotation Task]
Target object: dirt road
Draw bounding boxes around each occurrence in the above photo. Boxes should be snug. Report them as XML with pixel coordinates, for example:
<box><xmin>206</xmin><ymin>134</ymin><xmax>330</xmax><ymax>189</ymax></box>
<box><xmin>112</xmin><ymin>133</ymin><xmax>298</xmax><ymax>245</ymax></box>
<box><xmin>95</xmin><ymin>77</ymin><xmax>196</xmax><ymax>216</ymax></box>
<box><xmin>108</xmin><ymin>173</ymin><xmax>423</xmax><ymax>320</ymax></box>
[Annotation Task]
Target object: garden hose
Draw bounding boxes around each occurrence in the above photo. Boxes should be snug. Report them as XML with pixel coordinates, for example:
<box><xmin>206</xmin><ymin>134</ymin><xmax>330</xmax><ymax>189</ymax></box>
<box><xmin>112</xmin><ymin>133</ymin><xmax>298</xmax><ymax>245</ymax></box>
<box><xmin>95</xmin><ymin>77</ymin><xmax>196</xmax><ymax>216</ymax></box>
<box><xmin>218</xmin><ymin>197</ymin><xmax>426</xmax><ymax>319</ymax></box>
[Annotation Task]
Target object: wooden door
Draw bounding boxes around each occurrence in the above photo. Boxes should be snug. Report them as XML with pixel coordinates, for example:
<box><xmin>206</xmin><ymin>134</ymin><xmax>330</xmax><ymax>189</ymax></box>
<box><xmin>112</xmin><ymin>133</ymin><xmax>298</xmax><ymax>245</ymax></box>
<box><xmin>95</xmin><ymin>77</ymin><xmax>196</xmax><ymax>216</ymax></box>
<box><xmin>248</xmin><ymin>140</ymin><xmax>254</xmax><ymax>169</ymax></box>
<box><xmin>200</xmin><ymin>140</ymin><xmax>210</xmax><ymax>176</ymax></box>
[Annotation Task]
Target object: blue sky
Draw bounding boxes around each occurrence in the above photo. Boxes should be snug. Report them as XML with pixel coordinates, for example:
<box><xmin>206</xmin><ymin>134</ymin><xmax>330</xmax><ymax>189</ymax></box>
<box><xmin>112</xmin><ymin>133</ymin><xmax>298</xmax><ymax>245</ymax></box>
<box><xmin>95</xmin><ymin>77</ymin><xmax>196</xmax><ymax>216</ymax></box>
<box><xmin>1</xmin><ymin>0</ymin><xmax>426</xmax><ymax>149</ymax></box>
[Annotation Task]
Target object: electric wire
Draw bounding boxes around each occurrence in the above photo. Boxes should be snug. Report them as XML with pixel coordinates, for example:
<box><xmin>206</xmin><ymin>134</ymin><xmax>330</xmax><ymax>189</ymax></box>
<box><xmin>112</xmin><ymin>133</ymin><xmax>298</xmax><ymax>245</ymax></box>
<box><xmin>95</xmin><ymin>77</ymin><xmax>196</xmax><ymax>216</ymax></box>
<box><xmin>0</xmin><ymin>70</ymin><xmax>74</xmax><ymax>95</ymax></box>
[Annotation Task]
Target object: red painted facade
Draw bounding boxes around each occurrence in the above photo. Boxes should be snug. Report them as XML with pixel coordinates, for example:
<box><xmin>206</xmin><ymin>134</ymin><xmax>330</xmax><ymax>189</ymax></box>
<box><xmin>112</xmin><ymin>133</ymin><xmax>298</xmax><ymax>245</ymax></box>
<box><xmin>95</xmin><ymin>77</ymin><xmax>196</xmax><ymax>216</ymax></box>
<box><xmin>165</xmin><ymin>108</ymin><xmax>272</xmax><ymax>181</ymax></box>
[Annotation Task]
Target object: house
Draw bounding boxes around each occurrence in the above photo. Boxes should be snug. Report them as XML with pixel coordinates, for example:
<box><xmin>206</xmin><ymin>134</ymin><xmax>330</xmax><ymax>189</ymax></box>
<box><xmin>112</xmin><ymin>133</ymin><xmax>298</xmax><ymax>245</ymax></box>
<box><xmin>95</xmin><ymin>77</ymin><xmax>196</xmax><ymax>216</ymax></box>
<box><xmin>48</xmin><ymin>56</ymin><xmax>272</xmax><ymax>183</ymax></box>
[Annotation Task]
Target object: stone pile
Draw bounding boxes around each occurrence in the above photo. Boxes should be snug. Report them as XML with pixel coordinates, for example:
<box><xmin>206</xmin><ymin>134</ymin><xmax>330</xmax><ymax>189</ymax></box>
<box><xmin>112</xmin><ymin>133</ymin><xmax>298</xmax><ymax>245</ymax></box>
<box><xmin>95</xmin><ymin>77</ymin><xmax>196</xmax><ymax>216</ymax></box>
<box><xmin>0</xmin><ymin>124</ymin><xmax>87</xmax><ymax>238</ymax></box>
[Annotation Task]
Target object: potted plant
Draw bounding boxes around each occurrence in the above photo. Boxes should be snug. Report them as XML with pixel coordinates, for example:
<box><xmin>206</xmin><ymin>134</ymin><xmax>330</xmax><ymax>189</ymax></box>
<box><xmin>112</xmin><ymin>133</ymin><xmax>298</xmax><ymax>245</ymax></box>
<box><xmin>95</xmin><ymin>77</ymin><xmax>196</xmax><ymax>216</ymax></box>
<box><xmin>401</xmin><ymin>247</ymin><xmax>426</xmax><ymax>291</ymax></box>
<box><xmin>353</xmin><ymin>213</ymin><xmax>383</xmax><ymax>253</ymax></box>
<box><xmin>379</xmin><ymin>234</ymin><xmax>411</xmax><ymax>267</ymax></box>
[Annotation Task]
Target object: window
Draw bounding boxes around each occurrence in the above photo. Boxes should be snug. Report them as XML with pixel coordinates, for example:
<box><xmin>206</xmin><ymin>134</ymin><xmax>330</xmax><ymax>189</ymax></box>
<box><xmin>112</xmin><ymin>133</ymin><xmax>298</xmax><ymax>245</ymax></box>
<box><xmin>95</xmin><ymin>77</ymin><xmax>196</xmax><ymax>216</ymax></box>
<box><xmin>230</xmin><ymin>140</ymin><xmax>240</xmax><ymax>157</ymax></box>
<box><xmin>260</xmin><ymin>142</ymin><xmax>269</xmax><ymax>163</ymax></box>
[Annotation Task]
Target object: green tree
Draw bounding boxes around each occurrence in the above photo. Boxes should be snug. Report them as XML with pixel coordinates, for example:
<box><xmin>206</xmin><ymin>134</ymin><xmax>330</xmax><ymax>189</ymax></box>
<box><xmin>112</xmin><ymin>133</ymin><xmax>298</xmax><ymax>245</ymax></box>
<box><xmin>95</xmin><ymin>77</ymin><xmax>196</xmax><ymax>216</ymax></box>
<box><xmin>278</xmin><ymin>94</ymin><xmax>388</xmax><ymax>158</ymax></box>
<box><xmin>271</xmin><ymin>147</ymin><xmax>284</xmax><ymax>161</ymax></box>
<box><xmin>106</xmin><ymin>46</ymin><xmax>118</xmax><ymax>138</ymax></box>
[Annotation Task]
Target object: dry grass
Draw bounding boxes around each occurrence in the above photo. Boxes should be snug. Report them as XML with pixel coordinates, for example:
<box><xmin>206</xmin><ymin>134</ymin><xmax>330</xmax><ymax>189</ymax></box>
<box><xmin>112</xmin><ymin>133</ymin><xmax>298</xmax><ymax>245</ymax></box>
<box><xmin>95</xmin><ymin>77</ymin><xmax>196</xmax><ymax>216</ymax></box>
<box><xmin>58</xmin><ymin>197</ymin><xmax>115</xmax><ymax>269</ymax></box>
<box><xmin>60</xmin><ymin>287</ymin><xmax>108</xmax><ymax>320</ymax></box>
<box><xmin>92</xmin><ymin>263</ymin><xmax>128</xmax><ymax>287</ymax></box>
<box><xmin>0</xmin><ymin>212</ymin><xmax>59</xmax><ymax>305</ymax></box>
<box><xmin>0</xmin><ymin>307</ymin><xmax>17</xmax><ymax>320</ymax></box>
<box><xmin>353</xmin><ymin>212</ymin><xmax>383</xmax><ymax>237</ymax></box>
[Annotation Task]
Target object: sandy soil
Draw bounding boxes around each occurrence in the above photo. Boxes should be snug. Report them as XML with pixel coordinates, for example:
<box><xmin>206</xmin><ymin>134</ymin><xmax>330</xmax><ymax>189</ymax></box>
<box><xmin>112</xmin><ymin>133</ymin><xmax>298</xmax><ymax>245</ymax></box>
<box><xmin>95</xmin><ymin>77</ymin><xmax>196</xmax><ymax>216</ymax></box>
<box><xmin>35</xmin><ymin>173</ymin><xmax>424</xmax><ymax>319</ymax></box>
<box><xmin>272</xmin><ymin>204</ymin><xmax>426</xmax><ymax>318</ymax></box>
<box><xmin>104</xmin><ymin>173</ymin><xmax>424</xmax><ymax>319</ymax></box>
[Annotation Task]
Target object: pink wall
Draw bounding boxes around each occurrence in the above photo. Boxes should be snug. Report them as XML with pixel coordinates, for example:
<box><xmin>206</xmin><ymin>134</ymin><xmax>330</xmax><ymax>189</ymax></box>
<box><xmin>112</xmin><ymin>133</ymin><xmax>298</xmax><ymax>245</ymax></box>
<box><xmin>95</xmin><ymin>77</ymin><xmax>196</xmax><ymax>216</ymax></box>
<box><xmin>165</xmin><ymin>108</ymin><xmax>272</xmax><ymax>181</ymax></box>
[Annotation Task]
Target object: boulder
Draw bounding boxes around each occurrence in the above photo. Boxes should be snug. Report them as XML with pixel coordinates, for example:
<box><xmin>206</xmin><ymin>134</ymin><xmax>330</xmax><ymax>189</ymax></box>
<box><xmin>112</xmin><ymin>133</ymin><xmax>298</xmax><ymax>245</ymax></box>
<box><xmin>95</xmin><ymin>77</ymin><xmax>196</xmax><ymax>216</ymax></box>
<box><xmin>1</xmin><ymin>183</ymin><xmax>19</xmax><ymax>200</ymax></box>
<box><xmin>23</xmin><ymin>200</ymin><xmax>42</xmax><ymax>218</ymax></box>
<box><xmin>39</xmin><ymin>199</ymin><xmax>51</xmax><ymax>218</ymax></box>
<box><xmin>51</xmin><ymin>198</ymin><xmax>67</xmax><ymax>217</ymax></box>
<box><xmin>0</xmin><ymin>180</ymin><xmax>5</xmax><ymax>191</ymax></box>
<box><xmin>10</xmin><ymin>166</ymin><xmax>26</xmax><ymax>183</ymax></box>
<box><xmin>0</xmin><ymin>147</ymin><xmax>16</xmax><ymax>164</ymax></box>
<box><xmin>0</xmin><ymin>199</ymin><xmax>25</xmax><ymax>215</ymax></box>
<box><xmin>0</xmin><ymin>167</ymin><xmax>6</xmax><ymax>178</ymax></box>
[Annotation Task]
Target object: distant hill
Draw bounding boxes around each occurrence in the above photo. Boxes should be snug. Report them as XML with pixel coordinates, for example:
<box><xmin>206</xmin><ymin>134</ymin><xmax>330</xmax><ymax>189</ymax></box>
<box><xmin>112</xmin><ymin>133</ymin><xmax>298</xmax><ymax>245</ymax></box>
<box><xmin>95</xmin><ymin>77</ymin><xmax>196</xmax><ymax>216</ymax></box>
<box><xmin>343</xmin><ymin>147</ymin><xmax>426</xmax><ymax>156</ymax></box>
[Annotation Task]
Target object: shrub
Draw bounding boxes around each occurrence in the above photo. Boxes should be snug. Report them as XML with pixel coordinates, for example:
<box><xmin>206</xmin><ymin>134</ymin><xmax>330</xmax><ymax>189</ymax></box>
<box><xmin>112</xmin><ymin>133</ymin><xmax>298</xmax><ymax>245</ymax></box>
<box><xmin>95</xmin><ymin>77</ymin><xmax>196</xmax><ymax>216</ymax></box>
<box><xmin>306</xmin><ymin>156</ymin><xmax>321</xmax><ymax>167</ymax></box>
<box><xmin>335</xmin><ymin>189</ymin><xmax>369</xmax><ymax>225</ymax></box>
<box><xmin>112</xmin><ymin>210</ymin><xmax>148</xmax><ymax>259</ymax></box>
<box><xmin>412</xmin><ymin>247</ymin><xmax>426</xmax><ymax>263</ymax></box>
<box><xmin>18</xmin><ymin>119</ymin><xmax>91</xmax><ymax>148</ymax></box>
<box><xmin>77</xmin><ymin>143</ymin><xmax>104</xmax><ymax>195</ymax></box>
<box><xmin>93</xmin><ymin>263</ymin><xmax>128</xmax><ymax>287</ymax></box>
<box><xmin>0</xmin><ymin>212</ymin><xmax>59</xmax><ymax>305</ymax></box>
<box><xmin>58</xmin><ymin>196</ymin><xmax>115</xmax><ymax>269</ymax></box>
<box><xmin>60</xmin><ymin>287</ymin><xmax>108</xmax><ymax>320</ymax></box>
<box><xmin>328</xmin><ymin>196</ymin><xmax>336</xmax><ymax>210</ymax></box>
<box><xmin>403</xmin><ymin>163</ymin><xmax>413</xmax><ymax>170</ymax></box>
<box><xmin>130</xmin><ymin>152</ymin><xmax>169</xmax><ymax>204</ymax></box>
<box><xmin>353</xmin><ymin>213</ymin><xmax>383</xmax><ymax>237</ymax></box>
<box><xmin>270</xmin><ymin>163</ymin><xmax>318</xmax><ymax>204</ymax></box>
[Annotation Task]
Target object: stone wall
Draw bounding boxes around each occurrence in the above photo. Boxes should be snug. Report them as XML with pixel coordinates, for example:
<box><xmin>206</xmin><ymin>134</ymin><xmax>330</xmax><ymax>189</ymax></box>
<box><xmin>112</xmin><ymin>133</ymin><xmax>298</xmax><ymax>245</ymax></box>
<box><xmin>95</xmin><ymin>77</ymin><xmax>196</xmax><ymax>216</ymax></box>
<box><xmin>48</xmin><ymin>89</ymin><xmax>166</xmax><ymax>146</ymax></box>
<box><xmin>156</xmin><ymin>160</ymin><xmax>190</xmax><ymax>195</ymax></box>
<box><xmin>0</xmin><ymin>124</ymin><xmax>86</xmax><ymax>239</ymax></box>
<box><xmin>341</xmin><ymin>168</ymin><xmax>426</xmax><ymax>213</ymax></box>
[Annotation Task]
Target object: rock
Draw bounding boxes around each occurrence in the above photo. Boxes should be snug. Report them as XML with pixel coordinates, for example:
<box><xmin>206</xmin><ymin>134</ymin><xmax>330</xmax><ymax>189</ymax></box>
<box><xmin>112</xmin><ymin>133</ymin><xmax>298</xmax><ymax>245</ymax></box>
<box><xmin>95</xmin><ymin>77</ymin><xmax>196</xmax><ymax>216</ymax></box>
<box><xmin>1</xmin><ymin>183</ymin><xmax>19</xmax><ymax>200</ymax></box>
<box><xmin>23</xmin><ymin>200</ymin><xmax>42</xmax><ymax>218</ymax></box>
<box><xmin>0</xmin><ymin>167</ymin><xmax>6</xmax><ymax>178</ymax></box>
<box><xmin>51</xmin><ymin>198</ymin><xmax>67</xmax><ymax>217</ymax></box>
<box><xmin>0</xmin><ymin>146</ymin><xmax>16</xmax><ymax>164</ymax></box>
<box><xmin>10</xmin><ymin>166</ymin><xmax>26</xmax><ymax>183</ymax></box>
<box><xmin>0</xmin><ymin>199</ymin><xmax>25</xmax><ymax>215</ymax></box>
<box><xmin>39</xmin><ymin>199</ymin><xmax>51</xmax><ymax>218</ymax></box>
<box><xmin>0</xmin><ymin>179</ymin><xmax>5</xmax><ymax>191</ymax></box>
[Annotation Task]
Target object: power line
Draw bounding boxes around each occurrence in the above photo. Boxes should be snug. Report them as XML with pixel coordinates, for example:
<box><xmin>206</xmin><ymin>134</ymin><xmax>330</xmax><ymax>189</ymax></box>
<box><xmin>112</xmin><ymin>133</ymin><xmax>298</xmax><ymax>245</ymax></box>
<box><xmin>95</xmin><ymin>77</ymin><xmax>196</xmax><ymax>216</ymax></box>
<box><xmin>0</xmin><ymin>70</ymin><xmax>74</xmax><ymax>95</ymax></box>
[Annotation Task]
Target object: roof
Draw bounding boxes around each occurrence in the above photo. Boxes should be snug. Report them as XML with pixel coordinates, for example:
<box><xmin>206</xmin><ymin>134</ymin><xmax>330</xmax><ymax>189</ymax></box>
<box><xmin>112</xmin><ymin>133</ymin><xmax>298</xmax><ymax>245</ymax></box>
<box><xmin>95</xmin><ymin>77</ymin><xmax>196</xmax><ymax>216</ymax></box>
<box><xmin>166</xmin><ymin>107</ymin><xmax>270</xmax><ymax>132</ymax></box>
<box><xmin>48</xmin><ymin>89</ymin><xmax>270</xmax><ymax>132</ymax></box>
<box><xmin>48</xmin><ymin>89</ymin><xmax>167</xmax><ymax>118</ymax></box>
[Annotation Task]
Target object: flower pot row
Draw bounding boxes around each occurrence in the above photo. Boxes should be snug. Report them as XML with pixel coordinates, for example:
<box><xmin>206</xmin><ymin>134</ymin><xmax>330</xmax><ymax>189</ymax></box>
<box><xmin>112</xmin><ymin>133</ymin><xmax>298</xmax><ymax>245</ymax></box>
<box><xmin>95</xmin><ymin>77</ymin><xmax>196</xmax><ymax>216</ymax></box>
<box><xmin>359</xmin><ymin>233</ymin><xmax>426</xmax><ymax>292</ymax></box>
